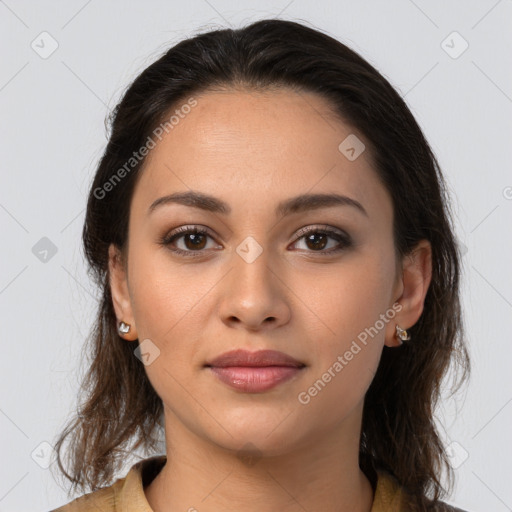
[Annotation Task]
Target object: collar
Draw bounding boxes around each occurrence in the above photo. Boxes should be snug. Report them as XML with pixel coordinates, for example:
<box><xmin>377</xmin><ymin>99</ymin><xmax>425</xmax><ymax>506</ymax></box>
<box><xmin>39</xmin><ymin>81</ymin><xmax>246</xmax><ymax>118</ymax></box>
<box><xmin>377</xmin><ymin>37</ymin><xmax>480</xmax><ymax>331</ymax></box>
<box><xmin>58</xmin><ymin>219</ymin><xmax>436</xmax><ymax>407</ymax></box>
<box><xmin>115</xmin><ymin>455</ymin><xmax>406</xmax><ymax>511</ymax></box>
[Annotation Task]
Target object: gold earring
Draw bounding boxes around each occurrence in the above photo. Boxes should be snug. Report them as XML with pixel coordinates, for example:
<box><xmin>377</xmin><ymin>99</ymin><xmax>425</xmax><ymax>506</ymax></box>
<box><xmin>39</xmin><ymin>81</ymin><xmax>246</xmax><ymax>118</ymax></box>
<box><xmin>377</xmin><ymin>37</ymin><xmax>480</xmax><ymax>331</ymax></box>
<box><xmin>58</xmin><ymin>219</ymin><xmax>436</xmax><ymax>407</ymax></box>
<box><xmin>395</xmin><ymin>325</ymin><xmax>411</xmax><ymax>344</ymax></box>
<box><xmin>118</xmin><ymin>321</ymin><xmax>131</xmax><ymax>335</ymax></box>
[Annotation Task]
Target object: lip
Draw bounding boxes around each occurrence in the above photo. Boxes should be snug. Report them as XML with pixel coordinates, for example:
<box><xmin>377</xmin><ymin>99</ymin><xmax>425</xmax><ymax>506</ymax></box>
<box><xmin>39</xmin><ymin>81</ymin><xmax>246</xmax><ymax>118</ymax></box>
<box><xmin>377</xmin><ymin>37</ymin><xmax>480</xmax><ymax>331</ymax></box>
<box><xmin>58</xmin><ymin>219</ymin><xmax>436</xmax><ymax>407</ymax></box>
<box><xmin>205</xmin><ymin>349</ymin><xmax>306</xmax><ymax>393</ymax></box>
<box><xmin>206</xmin><ymin>349</ymin><xmax>305</xmax><ymax>368</ymax></box>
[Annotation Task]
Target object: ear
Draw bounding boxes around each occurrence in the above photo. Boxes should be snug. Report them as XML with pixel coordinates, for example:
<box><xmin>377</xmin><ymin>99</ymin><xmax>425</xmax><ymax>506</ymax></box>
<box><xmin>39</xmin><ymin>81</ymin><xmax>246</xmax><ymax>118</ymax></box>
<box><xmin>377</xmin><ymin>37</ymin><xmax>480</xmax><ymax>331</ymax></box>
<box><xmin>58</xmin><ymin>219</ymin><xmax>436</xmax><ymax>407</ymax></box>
<box><xmin>108</xmin><ymin>243</ymin><xmax>138</xmax><ymax>341</ymax></box>
<box><xmin>385</xmin><ymin>239</ymin><xmax>432</xmax><ymax>347</ymax></box>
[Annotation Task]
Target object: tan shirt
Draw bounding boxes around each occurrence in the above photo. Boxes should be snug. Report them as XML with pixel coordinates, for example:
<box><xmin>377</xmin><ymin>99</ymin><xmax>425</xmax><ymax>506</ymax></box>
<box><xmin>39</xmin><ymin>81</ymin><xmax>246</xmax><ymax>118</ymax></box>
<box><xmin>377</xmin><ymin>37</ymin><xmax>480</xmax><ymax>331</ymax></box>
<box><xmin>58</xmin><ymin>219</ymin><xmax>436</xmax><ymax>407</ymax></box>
<box><xmin>51</xmin><ymin>455</ymin><xmax>411</xmax><ymax>511</ymax></box>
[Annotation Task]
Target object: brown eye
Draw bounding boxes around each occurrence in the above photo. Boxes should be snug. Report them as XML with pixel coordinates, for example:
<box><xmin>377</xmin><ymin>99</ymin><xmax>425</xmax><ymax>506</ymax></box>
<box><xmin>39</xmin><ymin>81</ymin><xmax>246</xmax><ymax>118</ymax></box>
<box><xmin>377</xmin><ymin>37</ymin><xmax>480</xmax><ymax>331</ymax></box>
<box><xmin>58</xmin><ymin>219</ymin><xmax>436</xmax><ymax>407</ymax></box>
<box><xmin>160</xmin><ymin>226</ymin><xmax>220</xmax><ymax>257</ymax></box>
<box><xmin>182</xmin><ymin>232</ymin><xmax>207</xmax><ymax>250</ymax></box>
<box><xmin>304</xmin><ymin>232</ymin><xmax>329</xmax><ymax>251</ymax></box>
<box><xmin>292</xmin><ymin>226</ymin><xmax>352</xmax><ymax>255</ymax></box>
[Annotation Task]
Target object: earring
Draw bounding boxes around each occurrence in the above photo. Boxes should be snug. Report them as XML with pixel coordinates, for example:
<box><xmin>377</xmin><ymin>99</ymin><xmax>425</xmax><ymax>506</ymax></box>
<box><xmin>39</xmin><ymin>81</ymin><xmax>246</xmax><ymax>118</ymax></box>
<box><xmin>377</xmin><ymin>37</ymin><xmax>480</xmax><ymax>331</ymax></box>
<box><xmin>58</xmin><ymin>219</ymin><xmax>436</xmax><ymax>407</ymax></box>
<box><xmin>118</xmin><ymin>321</ymin><xmax>131</xmax><ymax>335</ymax></box>
<box><xmin>395</xmin><ymin>324</ymin><xmax>411</xmax><ymax>344</ymax></box>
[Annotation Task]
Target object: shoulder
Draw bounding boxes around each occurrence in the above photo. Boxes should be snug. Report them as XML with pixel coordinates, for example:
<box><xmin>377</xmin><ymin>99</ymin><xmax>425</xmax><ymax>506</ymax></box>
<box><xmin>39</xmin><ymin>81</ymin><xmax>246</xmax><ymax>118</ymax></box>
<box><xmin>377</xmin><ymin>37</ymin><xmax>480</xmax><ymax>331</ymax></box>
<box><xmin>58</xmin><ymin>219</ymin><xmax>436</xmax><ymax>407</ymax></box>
<box><xmin>50</xmin><ymin>455</ymin><xmax>167</xmax><ymax>512</ymax></box>
<box><xmin>374</xmin><ymin>470</ymin><xmax>469</xmax><ymax>512</ymax></box>
<box><xmin>49</xmin><ymin>478</ymin><xmax>124</xmax><ymax>511</ymax></box>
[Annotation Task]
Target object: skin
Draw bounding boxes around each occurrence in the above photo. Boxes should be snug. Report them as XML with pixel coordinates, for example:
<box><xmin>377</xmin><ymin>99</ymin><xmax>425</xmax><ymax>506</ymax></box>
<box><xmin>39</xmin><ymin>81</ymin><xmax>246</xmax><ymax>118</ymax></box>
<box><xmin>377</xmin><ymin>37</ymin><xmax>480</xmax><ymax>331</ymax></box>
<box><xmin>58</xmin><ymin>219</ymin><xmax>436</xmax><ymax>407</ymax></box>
<box><xmin>109</xmin><ymin>88</ymin><xmax>432</xmax><ymax>512</ymax></box>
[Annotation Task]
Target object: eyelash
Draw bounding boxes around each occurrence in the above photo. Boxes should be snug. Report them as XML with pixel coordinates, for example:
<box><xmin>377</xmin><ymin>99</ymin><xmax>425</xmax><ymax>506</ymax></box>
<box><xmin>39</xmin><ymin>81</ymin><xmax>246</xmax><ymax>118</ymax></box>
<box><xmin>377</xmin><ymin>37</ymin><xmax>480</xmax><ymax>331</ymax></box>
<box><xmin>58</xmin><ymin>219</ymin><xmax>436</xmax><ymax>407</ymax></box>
<box><xmin>159</xmin><ymin>225</ymin><xmax>352</xmax><ymax>258</ymax></box>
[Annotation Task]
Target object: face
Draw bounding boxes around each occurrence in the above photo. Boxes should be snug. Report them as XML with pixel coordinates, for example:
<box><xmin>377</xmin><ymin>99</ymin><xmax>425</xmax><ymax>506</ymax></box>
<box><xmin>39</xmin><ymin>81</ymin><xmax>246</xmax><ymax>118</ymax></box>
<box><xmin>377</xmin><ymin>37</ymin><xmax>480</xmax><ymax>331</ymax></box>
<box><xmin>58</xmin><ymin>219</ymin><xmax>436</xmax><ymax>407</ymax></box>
<box><xmin>109</xmin><ymin>88</ymin><xmax>418</xmax><ymax>456</ymax></box>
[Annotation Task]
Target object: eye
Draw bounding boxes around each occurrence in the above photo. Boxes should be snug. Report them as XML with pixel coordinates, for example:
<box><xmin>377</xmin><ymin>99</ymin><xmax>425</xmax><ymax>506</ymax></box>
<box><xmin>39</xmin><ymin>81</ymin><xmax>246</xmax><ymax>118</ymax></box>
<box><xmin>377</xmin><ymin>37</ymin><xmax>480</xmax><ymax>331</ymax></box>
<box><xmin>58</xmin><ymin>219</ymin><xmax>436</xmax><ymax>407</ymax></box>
<box><xmin>159</xmin><ymin>224</ymin><xmax>352</xmax><ymax>258</ymax></box>
<box><xmin>290</xmin><ymin>225</ymin><xmax>352</xmax><ymax>255</ymax></box>
<box><xmin>159</xmin><ymin>226</ymin><xmax>220</xmax><ymax>257</ymax></box>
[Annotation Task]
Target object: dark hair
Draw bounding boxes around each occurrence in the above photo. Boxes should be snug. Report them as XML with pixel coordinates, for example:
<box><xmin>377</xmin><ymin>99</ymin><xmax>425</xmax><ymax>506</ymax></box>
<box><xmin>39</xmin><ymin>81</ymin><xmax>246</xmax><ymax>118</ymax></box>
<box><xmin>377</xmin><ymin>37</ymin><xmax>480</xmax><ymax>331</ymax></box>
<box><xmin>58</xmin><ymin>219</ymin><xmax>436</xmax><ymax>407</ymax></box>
<box><xmin>53</xmin><ymin>18</ymin><xmax>470</xmax><ymax>510</ymax></box>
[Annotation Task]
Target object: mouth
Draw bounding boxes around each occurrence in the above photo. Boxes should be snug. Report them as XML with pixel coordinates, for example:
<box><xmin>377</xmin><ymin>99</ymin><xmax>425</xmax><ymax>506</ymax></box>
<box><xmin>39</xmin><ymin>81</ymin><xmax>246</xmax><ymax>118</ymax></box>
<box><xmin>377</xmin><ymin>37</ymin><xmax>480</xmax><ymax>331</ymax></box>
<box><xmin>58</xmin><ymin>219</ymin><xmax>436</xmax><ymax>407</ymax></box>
<box><xmin>205</xmin><ymin>349</ymin><xmax>305</xmax><ymax>368</ymax></box>
<box><xmin>204</xmin><ymin>349</ymin><xmax>306</xmax><ymax>393</ymax></box>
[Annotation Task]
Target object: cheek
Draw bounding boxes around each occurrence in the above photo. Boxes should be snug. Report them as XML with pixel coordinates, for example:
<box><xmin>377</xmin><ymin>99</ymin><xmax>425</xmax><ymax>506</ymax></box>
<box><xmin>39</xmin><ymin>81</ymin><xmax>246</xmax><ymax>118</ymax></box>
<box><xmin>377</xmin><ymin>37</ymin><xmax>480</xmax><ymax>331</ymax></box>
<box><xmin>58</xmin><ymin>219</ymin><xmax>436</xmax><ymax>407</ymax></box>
<box><xmin>294</xmin><ymin>251</ymin><xmax>396</xmax><ymax>418</ymax></box>
<box><xmin>295</xmin><ymin>281</ymin><xmax>389</xmax><ymax>426</ymax></box>
<box><xmin>127</xmin><ymin>241</ymin><xmax>211</xmax><ymax>341</ymax></box>
<box><xmin>127</xmin><ymin>259</ymin><xmax>206</xmax><ymax>413</ymax></box>
<box><xmin>297</xmin><ymin>251</ymin><xmax>396</xmax><ymax>356</ymax></box>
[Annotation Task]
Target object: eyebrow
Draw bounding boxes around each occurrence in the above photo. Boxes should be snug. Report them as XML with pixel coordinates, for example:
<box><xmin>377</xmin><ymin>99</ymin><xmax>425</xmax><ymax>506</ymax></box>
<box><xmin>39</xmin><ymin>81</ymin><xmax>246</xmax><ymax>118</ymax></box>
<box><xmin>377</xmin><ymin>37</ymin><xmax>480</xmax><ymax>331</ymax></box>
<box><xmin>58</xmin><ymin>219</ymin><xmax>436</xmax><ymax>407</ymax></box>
<box><xmin>148</xmin><ymin>191</ymin><xmax>368</xmax><ymax>218</ymax></box>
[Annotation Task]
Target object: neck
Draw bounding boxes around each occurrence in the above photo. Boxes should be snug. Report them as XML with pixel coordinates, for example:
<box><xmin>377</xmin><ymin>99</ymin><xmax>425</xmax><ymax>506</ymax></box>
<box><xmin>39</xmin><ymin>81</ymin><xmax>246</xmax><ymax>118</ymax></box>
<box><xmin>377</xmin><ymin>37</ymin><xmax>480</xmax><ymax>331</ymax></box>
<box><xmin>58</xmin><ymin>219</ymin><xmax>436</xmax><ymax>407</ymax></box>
<box><xmin>145</xmin><ymin>404</ymin><xmax>374</xmax><ymax>512</ymax></box>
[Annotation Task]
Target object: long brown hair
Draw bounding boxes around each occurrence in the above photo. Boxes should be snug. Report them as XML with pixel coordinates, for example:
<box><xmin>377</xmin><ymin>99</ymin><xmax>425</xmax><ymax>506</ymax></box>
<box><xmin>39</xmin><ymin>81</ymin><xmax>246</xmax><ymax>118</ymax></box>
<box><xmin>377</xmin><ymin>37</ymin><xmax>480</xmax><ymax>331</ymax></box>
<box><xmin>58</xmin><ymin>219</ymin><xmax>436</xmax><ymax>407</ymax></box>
<box><xmin>53</xmin><ymin>19</ymin><xmax>470</xmax><ymax>510</ymax></box>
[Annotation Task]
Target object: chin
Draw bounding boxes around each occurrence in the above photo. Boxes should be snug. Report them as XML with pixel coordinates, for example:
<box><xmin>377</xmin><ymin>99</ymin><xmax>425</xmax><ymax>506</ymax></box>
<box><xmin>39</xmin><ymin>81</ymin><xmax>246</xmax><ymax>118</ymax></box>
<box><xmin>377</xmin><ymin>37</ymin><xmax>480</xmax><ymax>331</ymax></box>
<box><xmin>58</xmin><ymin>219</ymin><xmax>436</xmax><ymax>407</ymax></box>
<box><xmin>203</xmin><ymin>407</ymin><xmax>308</xmax><ymax>457</ymax></box>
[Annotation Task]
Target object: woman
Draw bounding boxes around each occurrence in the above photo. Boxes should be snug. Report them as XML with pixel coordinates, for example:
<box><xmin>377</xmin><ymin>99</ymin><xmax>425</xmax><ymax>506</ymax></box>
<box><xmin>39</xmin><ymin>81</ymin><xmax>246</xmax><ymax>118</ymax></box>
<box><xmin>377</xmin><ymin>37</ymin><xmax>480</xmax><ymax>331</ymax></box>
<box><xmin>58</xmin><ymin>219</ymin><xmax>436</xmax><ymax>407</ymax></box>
<box><xmin>51</xmin><ymin>18</ymin><xmax>470</xmax><ymax>512</ymax></box>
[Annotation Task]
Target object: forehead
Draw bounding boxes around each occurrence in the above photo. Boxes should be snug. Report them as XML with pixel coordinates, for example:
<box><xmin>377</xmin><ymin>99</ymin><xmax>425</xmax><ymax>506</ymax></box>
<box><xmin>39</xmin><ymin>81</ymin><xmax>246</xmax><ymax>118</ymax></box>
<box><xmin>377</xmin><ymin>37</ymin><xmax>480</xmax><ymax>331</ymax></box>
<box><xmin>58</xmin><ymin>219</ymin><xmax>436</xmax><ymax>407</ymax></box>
<box><xmin>132</xmin><ymin>88</ymin><xmax>391</xmax><ymax>220</ymax></box>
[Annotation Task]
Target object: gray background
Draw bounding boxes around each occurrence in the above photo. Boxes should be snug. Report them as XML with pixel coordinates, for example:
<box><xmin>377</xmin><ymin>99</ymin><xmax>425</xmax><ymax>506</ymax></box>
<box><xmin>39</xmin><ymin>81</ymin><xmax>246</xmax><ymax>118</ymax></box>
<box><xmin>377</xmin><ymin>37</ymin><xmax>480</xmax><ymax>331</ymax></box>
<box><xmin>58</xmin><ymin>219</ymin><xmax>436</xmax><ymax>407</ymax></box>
<box><xmin>1</xmin><ymin>1</ymin><xmax>511</xmax><ymax>510</ymax></box>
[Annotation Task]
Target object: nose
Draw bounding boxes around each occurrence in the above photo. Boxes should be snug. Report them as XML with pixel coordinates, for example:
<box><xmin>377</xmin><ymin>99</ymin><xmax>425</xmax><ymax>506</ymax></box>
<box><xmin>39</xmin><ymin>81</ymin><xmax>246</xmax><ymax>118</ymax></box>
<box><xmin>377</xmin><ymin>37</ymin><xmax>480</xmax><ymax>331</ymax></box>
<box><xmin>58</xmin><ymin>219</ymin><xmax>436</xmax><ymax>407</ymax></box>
<box><xmin>218</xmin><ymin>245</ymin><xmax>291</xmax><ymax>332</ymax></box>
